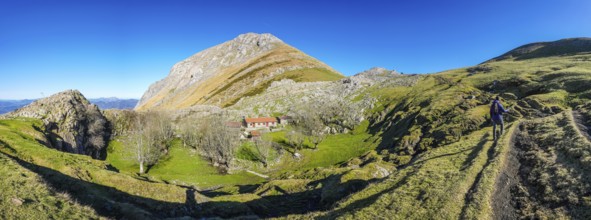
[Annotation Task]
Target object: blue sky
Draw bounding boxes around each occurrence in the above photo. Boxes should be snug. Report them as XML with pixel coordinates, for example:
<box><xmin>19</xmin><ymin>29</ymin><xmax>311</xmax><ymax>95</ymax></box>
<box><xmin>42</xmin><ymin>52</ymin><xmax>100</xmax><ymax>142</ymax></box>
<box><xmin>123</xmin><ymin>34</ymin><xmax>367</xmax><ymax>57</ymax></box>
<box><xmin>0</xmin><ymin>0</ymin><xmax>590</xmax><ymax>99</ymax></box>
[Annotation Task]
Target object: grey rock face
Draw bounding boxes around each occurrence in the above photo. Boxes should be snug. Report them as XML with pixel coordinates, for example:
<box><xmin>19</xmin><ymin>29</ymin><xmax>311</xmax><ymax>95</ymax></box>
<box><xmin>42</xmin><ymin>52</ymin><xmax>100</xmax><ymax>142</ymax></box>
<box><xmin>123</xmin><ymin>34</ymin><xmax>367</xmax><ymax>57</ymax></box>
<box><xmin>136</xmin><ymin>32</ymin><xmax>341</xmax><ymax>110</ymax></box>
<box><xmin>6</xmin><ymin>90</ymin><xmax>110</xmax><ymax>159</ymax></box>
<box><xmin>356</xmin><ymin>67</ymin><xmax>399</xmax><ymax>77</ymax></box>
<box><xmin>349</xmin><ymin>67</ymin><xmax>401</xmax><ymax>86</ymax></box>
<box><xmin>136</xmin><ymin>33</ymin><xmax>283</xmax><ymax>108</ymax></box>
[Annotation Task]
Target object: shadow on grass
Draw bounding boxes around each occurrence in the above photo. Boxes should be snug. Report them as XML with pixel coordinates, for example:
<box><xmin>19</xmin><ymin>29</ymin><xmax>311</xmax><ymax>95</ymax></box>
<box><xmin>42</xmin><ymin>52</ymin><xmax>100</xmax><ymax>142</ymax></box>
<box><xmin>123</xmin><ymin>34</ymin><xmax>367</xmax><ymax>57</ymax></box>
<box><xmin>315</xmin><ymin>153</ymin><xmax>427</xmax><ymax>219</ymax></box>
<box><xmin>0</xmin><ymin>150</ymin><xmax>184</xmax><ymax>219</ymax></box>
<box><xmin>459</xmin><ymin>134</ymin><xmax>498</xmax><ymax>219</ymax></box>
<box><xmin>313</xmin><ymin>132</ymin><xmax>495</xmax><ymax>219</ymax></box>
<box><xmin>1</xmin><ymin>138</ymin><xmax>382</xmax><ymax>219</ymax></box>
<box><xmin>460</xmin><ymin>133</ymin><xmax>490</xmax><ymax>171</ymax></box>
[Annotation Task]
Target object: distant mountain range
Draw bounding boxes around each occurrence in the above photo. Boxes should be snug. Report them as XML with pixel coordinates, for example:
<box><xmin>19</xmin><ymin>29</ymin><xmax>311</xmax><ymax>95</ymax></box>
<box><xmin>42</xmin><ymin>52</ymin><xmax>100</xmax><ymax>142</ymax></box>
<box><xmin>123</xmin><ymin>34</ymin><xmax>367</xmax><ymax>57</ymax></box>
<box><xmin>88</xmin><ymin>97</ymin><xmax>139</xmax><ymax>110</ymax></box>
<box><xmin>0</xmin><ymin>97</ymin><xmax>138</xmax><ymax>114</ymax></box>
<box><xmin>0</xmin><ymin>99</ymin><xmax>36</xmax><ymax>114</ymax></box>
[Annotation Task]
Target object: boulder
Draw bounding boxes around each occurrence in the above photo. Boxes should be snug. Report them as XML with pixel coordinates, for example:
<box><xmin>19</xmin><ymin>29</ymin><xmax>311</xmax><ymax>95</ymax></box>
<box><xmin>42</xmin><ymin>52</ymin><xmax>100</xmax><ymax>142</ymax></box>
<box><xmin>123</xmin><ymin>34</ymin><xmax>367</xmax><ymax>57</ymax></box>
<box><xmin>6</xmin><ymin>90</ymin><xmax>110</xmax><ymax>159</ymax></box>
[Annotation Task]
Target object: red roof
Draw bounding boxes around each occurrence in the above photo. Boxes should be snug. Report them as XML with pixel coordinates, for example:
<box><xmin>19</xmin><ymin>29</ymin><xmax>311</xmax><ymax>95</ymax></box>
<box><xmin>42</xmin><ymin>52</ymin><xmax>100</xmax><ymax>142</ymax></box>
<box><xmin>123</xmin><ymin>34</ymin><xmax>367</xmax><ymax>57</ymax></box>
<box><xmin>245</xmin><ymin>117</ymin><xmax>277</xmax><ymax>123</ymax></box>
<box><xmin>250</xmin><ymin>130</ymin><xmax>261</xmax><ymax>137</ymax></box>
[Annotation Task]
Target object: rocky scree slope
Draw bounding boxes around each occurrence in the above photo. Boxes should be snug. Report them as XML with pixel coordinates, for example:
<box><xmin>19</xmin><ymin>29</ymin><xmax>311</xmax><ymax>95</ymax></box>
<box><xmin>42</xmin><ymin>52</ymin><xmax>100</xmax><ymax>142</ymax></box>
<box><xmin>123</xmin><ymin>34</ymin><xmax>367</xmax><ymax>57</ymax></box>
<box><xmin>3</xmin><ymin>90</ymin><xmax>109</xmax><ymax>159</ymax></box>
<box><xmin>136</xmin><ymin>33</ymin><xmax>342</xmax><ymax>110</ymax></box>
<box><xmin>228</xmin><ymin>67</ymin><xmax>418</xmax><ymax>132</ymax></box>
<box><xmin>160</xmin><ymin>66</ymin><xmax>414</xmax><ymax>134</ymax></box>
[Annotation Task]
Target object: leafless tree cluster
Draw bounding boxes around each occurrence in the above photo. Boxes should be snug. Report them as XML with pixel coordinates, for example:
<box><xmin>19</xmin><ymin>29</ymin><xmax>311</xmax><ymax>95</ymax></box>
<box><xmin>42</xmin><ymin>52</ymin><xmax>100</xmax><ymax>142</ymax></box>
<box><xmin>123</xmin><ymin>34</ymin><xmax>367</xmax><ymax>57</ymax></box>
<box><xmin>310</xmin><ymin>98</ymin><xmax>360</xmax><ymax>132</ymax></box>
<box><xmin>288</xmin><ymin>103</ymin><xmax>329</xmax><ymax>150</ymax></box>
<box><xmin>285</xmin><ymin>130</ymin><xmax>307</xmax><ymax>152</ymax></box>
<box><xmin>103</xmin><ymin>110</ymin><xmax>137</xmax><ymax>137</ymax></box>
<box><xmin>84</xmin><ymin>105</ymin><xmax>110</xmax><ymax>159</ymax></box>
<box><xmin>87</xmin><ymin>111</ymin><xmax>108</xmax><ymax>155</ymax></box>
<box><xmin>123</xmin><ymin>111</ymin><xmax>173</xmax><ymax>174</ymax></box>
<box><xmin>201</xmin><ymin>114</ymin><xmax>240</xmax><ymax>171</ymax></box>
<box><xmin>179</xmin><ymin>114</ymin><xmax>240</xmax><ymax>172</ymax></box>
<box><xmin>252</xmin><ymin>139</ymin><xmax>274</xmax><ymax>167</ymax></box>
<box><xmin>286</xmin><ymin>97</ymin><xmax>363</xmax><ymax>151</ymax></box>
<box><xmin>178</xmin><ymin>116</ymin><xmax>202</xmax><ymax>148</ymax></box>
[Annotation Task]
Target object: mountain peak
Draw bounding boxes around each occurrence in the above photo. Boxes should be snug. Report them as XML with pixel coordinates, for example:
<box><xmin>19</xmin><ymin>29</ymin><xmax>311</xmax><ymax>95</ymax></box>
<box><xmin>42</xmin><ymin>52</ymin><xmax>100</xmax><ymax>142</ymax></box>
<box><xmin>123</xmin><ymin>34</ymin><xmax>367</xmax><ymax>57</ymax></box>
<box><xmin>486</xmin><ymin>37</ymin><xmax>591</xmax><ymax>62</ymax></box>
<box><xmin>136</xmin><ymin>33</ymin><xmax>341</xmax><ymax>110</ymax></box>
<box><xmin>355</xmin><ymin>67</ymin><xmax>399</xmax><ymax>77</ymax></box>
<box><xmin>234</xmin><ymin>33</ymin><xmax>283</xmax><ymax>46</ymax></box>
<box><xmin>53</xmin><ymin>89</ymin><xmax>84</xmax><ymax>98</ymax></box>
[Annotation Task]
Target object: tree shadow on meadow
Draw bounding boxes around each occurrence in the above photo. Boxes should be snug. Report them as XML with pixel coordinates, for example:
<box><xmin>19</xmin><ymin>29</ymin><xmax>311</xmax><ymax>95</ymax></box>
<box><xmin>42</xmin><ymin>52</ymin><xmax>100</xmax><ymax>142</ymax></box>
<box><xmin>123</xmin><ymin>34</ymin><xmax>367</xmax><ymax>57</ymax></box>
<box><xmin>0</xmin><ymin>139</ymin><xmax>383</xmax><ymax>219</ymax></box>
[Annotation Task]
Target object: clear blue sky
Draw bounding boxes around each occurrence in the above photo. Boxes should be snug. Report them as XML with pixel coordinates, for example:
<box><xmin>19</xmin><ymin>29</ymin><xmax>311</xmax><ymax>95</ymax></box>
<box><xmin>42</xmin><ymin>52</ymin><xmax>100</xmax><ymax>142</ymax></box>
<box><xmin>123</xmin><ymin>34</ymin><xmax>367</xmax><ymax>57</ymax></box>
<box><xmin>1</xmin><ymin>0</ymin><xmax>590</xmax><ymax>99</ymax></box>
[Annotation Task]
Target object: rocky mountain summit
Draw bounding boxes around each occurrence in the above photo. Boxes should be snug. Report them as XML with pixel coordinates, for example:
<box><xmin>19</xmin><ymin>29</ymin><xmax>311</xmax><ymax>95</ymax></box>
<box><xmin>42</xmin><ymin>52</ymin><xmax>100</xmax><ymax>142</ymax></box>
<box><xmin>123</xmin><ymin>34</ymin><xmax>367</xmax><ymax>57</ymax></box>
<box><xmin>136</xmin><ymin>33</ymin><xmax>343</xmax><ymax>110</ymax></box>
<box><xmin>355</xmin><ymin>67</ymin><xmax>399</xmax><ymax>77</ymax></box>
<box><xmin>347</xmin><ymin>67</ymin><xmax>401</xmax><ymax>86</ymax></box>
<box><xmin>4</xmin><ymin>90</ymin><xmax>109</xmax><ymax>159</ymax></box>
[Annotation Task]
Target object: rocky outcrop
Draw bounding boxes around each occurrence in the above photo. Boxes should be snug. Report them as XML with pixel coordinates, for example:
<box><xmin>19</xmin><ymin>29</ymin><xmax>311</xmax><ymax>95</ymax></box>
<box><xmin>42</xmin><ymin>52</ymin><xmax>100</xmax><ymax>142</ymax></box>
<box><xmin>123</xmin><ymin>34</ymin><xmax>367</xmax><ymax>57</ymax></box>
<box><xmin>355</xmin><ymin>67</ymin><xmax>399</xmax><ymax>77</ymax></box>
<box><xmin>136</xmin><ymin>33</ymin><xmax>342</xmax><ymax>110</ymax></box>
<box><xmin>5</xmin><ymin>90</ymin><xmax>109</xmax><ymax>159</ymax></box>
<box><xmin>347</xmin><ymin>67</ymin><xmax>401</xmax><ymax>86</ymax></box>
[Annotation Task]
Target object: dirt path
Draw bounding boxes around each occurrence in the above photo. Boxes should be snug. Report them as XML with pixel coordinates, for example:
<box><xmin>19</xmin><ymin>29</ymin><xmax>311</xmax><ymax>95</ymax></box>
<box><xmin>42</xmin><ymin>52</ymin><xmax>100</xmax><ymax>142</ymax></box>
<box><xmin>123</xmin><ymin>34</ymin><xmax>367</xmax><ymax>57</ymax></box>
<box><xmin>460</xmin><ymin>134</ymin><xmax>496</xmax><ymax>219</ymax></box>
<box><xmin>491</xmin><ymin>123</ymin><xmax>519</xmax><ymax>220</ymax></box>
<box><xmin>569</xmin><ymin>110</ymin><xmax>591</xmax><ymax>143</ymax></box>
<box><xmin>247</xmin><ymin>170</ymin><xmax>269</xmax><ymax>179</ymax></box>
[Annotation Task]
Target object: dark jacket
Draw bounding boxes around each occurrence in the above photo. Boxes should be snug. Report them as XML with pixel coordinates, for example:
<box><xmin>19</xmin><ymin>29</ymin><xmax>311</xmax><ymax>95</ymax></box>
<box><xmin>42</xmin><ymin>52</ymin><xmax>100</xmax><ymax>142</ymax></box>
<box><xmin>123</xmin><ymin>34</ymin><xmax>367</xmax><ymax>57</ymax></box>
<box><xmin>490</xmin><ymin>100</ymin><xmax>508</xmax><ymax>121</ymax></box>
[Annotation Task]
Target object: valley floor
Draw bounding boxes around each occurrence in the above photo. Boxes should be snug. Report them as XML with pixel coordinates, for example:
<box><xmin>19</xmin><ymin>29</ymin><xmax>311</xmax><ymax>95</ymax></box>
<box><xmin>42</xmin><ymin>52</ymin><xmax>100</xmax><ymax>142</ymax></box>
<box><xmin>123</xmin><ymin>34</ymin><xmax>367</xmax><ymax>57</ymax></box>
<box><xmin>2</xmin><ymin>109</ymin><xmax>591</xmax><ymax>219</ymax></box>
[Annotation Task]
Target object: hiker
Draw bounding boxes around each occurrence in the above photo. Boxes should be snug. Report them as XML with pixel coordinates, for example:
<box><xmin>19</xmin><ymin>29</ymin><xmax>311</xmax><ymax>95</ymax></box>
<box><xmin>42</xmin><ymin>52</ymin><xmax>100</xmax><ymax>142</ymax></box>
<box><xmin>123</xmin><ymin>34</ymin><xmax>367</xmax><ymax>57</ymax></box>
<box><xmin>490</xmin><ymin>96</ymin><xmax>509</xmax><ymax>140</ymax></box>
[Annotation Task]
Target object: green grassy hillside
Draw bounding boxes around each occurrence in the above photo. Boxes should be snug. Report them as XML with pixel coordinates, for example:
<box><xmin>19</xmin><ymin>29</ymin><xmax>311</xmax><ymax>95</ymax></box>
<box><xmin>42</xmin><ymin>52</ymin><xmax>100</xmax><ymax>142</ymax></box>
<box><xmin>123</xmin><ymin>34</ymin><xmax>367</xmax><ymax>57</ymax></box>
<box><xmin>294</xmin><ymin>51</ymin><xmax>591</xmax><ymax>219</ymax></box>
<box><xmin>0</xmin><ymin>149</ymin><xmax>102</xmax><ymax>219</ymax></box>
<box><xmin>2</xmin><ymin>40</ymin><xmax>591</xmax><ymax>219</ymax></box>
<box><xmin>106</xmin><ymin>139</ymin><xmax>265</xmax><ymax>188</ymax></box>
<box><xmin>0</xmin><ymin>118</ymin><xmax>236</xmax><ymax>219</ymax></box>
<box><xmin>488</xmin><ymin>38</ymin><xmax>591</xmax><ymax>62</ymax></box>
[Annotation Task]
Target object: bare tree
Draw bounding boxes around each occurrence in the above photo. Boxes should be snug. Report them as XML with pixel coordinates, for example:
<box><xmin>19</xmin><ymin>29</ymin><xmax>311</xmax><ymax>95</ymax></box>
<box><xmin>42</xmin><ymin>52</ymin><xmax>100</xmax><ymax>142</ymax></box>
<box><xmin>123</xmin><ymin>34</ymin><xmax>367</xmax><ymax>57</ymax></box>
<box><xmin>178</xmin><ymin>117</ymin><xmax>201</xmax><ymax>148</ymax></box>
<box><xmin>197</xmin><ymin>114</ymin><xmax>240</xmax><ymax>172</ymax></box>
<box><xmin>150</xmin><ymin>111</ymin><xmax>174</xmax><ymax>151</ymax></box>
<box><xmin>124</xmin><ymin>111</ymin><xmax>172</xmax><ymax>174</ymax></box>
<box><xmin>126</xmin><ymin>115</ymin><xmax>155</xmax><ymax>174</ymax></box>
<box><xmin>290</xmin><ymin>104</ymin><xmax>327</xmax><ymax>149</ymax></box>
<box><xmin>85</xmin><ymin>107</ymin><xmax>109</xmax><ymax>158</ymax></box>
<box><xmin>308</xmin><ymin>130</ymin><xmax>326</xmax><ymax>149</ymax></box>
<box><xmin>286</xmin><ymin>130</ymin><xmax>305</xmax><ymax>152</ymax></box>
<box><xmin>253</xmin><ymin>139</ymin><xmax>273</xmax><ymax>167</ymax></box>
<box><xmin>103</xmin><ymin>110</ymin><xmax>137</xmax><ymax>137</ymax></box>
<box><xmin>291</xmin><ymin>97</ymin><xmax>361</xmax><ymax>134</ymax></box>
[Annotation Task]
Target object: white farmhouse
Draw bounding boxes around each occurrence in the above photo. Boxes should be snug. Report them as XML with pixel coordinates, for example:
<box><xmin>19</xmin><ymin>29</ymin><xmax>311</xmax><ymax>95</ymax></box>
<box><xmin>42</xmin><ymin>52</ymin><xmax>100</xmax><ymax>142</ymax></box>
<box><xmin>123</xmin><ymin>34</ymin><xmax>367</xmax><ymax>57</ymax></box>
<box><xmin>244</xmin><ymin>117</ymin><xmax>278</xmax><ymax>129</ymax></box>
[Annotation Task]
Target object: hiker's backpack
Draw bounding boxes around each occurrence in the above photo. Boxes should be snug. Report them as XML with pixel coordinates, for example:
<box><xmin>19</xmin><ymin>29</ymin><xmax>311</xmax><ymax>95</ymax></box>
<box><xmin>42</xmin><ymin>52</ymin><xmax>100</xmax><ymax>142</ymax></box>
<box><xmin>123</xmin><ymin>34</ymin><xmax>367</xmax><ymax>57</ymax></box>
<box><xmin>493</xmin><ymin>102</ymin><xmax>500</xmax><ymax>115</ymax></box>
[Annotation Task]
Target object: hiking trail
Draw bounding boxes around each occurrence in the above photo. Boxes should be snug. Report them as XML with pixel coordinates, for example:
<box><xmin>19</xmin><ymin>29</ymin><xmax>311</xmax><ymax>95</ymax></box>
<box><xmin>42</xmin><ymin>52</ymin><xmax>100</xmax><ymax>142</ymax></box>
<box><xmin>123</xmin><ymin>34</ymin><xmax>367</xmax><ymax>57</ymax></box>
<box><xmin>491</xmin><ymin>122</ymin><xmax>519</xmax><ymax>220</ymax></box>
<box><xmin>569</xmin><ymin>110</ymin><xmax>591</xmax><ymax>143</ymax></box>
